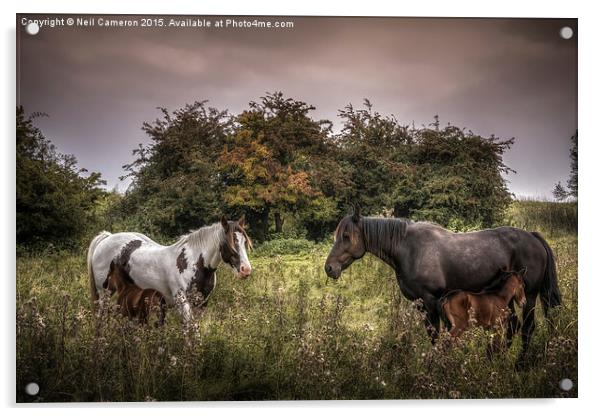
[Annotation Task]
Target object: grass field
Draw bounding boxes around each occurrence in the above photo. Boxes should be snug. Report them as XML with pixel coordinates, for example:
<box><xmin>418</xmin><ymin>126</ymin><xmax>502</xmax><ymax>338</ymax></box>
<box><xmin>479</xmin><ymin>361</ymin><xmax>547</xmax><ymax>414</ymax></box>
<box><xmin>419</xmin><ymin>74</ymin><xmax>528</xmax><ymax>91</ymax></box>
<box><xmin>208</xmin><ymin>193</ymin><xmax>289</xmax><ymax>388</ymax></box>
<box><xmin>16</xmin><ymin>201</ymin><xmax>578</xmax><ymax>401</ymax></box>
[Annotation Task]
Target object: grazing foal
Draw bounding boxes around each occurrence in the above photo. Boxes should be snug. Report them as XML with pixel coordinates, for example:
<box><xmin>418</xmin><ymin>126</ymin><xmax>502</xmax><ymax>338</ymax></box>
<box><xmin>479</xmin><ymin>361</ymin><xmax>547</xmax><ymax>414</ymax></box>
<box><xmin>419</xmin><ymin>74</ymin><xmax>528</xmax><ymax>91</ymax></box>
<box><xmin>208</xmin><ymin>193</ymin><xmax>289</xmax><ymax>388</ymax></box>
<box><xmin>106</xmin><ymin>261</ymin><xmax>166</xmax><ymax>325</ymax></box>
<box><xmin>441</xmin><ymin>269</ymin><xmax>527</xmax><ymax>356</ymax></box>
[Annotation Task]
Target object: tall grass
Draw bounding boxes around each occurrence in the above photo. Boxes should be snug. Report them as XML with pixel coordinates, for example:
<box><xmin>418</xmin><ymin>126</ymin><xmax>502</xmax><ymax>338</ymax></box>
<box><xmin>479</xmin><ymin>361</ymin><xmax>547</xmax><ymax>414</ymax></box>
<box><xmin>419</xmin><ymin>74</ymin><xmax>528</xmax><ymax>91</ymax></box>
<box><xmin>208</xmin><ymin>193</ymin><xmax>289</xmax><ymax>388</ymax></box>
<box><xmin>16</xmin><ymin>202</ymin><xmax>578</xmax><ymax>401</ymax></box>
<box><xmin>505</xmin><ymin>199</ymin><xmax>577</xmax><ymax>237</ymax></box>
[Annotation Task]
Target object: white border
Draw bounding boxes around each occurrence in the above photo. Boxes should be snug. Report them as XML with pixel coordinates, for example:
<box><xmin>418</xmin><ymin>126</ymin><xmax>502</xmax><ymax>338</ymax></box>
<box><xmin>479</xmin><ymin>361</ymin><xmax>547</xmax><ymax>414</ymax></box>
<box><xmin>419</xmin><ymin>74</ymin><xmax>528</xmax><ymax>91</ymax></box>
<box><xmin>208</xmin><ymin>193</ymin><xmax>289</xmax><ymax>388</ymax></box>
<box><xmin>3</xmin><ymin>1</ymin><xmax>600</xmax><ymax>415</ymax></box>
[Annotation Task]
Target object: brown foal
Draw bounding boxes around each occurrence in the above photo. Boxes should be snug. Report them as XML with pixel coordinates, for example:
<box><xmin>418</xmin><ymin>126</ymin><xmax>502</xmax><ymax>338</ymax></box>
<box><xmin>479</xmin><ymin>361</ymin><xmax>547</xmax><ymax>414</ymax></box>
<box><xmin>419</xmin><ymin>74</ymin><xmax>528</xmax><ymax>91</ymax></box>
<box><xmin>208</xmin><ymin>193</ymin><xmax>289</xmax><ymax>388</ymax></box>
<box><xmin>441</xmin><ymin>269</ymin><xmax>527</xmax><ymax>355</ymax></box>
<box><xmin>106</xmin><ymin>261</ymin><xmax>166</xmax><ymax>325</ymax></box>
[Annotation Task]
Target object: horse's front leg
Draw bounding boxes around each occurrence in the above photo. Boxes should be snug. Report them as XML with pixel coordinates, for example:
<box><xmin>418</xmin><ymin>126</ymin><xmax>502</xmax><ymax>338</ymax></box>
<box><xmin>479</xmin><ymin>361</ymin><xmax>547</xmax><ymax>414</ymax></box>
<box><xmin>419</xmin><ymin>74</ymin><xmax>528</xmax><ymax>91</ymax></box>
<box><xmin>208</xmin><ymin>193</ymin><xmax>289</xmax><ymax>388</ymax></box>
<box><xmin>505</xmin><ymin>302</ymin><xmax>520</xmax><ymax>349</ymax></box>
<box><xmin>418</xmin><ymin>295</ymin><xmax>441</xmax><ymax>344</ymax></box>
<box><xmin>174</xmin><ymin>290</ymin><xmax>194</xmax><ymax>325</ymax></box>
<box><xmin>174</xmin><ymin>290</ymin><xmax>201</xmax><ymax>342</ymax></box>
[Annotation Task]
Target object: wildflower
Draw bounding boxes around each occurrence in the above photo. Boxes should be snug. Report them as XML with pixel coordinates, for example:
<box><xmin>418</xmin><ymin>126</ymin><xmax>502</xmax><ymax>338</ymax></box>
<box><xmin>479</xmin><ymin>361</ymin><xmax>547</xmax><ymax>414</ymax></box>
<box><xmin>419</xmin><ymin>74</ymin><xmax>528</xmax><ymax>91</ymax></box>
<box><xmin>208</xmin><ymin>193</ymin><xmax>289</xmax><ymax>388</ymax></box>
<box><xmin>170</xmin><ymin>355</ymin><xmax>178</xmax><ymax>367</ymax></box>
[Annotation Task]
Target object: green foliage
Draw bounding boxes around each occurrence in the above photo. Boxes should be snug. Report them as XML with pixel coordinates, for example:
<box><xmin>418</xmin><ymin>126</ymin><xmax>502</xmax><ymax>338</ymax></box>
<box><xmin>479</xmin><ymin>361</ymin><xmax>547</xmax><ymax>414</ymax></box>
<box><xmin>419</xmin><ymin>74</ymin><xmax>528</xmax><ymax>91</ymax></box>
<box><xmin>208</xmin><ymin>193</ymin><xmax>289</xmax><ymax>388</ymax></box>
<box><xmin>16</xmin><ymin>107</ymin><xmax>106</xmax><ymax>248</ymax></box>
<box><xmin>336</xmin><ymin>104</ymin><xmax>513</xmax><ymax>229</ymax></box>
<box><xmin>253</xmin><ymin>238</ymin><xmax>326</xmax><ymax>257</ymax></box>
<box><xmin>119</xmin><ymin>102</ymin><xmax>232</xmax><ymax>236</ymax></box>
<box><xmin>116</xmin><ymin>95</ymin><xmax>515</xmax><ymax>242</ymax></box>
<box><xmin>335</xmin><ymin>100</ymin><xmax>411</xmax><ymax>214</ymax></box>
<box><xmin>403</xmin><ymin>125</ymin><xmax>514</xmax><ymax>228</ymax></box>
<box><xmin>16</xmin><ymin>204</ymin><xmax>577</xmax><ymax>401</ymax></box>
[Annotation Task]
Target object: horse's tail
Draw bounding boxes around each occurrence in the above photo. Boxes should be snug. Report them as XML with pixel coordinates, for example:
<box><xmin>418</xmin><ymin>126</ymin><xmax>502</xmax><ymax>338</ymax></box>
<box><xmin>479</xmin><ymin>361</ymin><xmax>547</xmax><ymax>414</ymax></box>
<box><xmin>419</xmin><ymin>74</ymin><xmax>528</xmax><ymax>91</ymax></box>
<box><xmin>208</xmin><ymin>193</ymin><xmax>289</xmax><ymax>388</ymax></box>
<box><xmin>87</xmin><ymin>231</ymin><xmax>111</xmax><ymax>305</ymax></box>
<box><xmin>531</xmin><ymin>232</ymin><xmax>561</xmax><ymax>315</ymax></box>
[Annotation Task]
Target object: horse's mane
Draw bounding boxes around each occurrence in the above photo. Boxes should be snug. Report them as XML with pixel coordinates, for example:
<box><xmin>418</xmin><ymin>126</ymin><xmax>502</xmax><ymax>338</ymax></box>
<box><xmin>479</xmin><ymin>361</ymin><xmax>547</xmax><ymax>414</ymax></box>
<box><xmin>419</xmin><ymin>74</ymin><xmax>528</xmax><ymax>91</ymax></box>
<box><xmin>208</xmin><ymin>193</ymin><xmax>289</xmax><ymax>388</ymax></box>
<box><xmin>173</xmin><ymin>222</ymin><xmax>253</xmax><ymax>251</ymax></box>
<box><xmin>173</xmin><ymin>223</ymin><xmax>223</xmax><ymax>250</ymax></box>
<box><xmin>362</xmin><ymin>217</ymin><xmax>412</xmax><ymax>260</ymax></box>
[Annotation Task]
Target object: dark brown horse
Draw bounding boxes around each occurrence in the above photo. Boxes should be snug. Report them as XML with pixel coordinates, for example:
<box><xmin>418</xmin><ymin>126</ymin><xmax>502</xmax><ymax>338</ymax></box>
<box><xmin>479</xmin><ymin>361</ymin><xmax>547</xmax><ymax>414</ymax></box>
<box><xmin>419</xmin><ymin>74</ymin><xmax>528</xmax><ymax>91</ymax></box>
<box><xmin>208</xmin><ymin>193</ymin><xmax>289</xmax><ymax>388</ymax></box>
<box><xmin>324</xmin><ymin>207</ymin><xmax>561</xmax><ymax>362</ymax></box>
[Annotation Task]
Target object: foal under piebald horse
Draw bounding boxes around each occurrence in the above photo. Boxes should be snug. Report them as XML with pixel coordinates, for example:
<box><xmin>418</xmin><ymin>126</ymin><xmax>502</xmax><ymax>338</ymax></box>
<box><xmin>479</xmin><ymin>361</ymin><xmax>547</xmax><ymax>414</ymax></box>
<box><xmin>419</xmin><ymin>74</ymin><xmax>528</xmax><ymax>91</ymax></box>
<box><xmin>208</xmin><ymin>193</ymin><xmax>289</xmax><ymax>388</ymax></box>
<box><xmin>106</xmin><ymin>260</ymin><xmax>166</xmax><ymax>325</ymax></box>
<box><xmin>324</xmin><ymin>206</ymin><xmax>561</xmax><ymax>364</ymax></box>
<box><xmin>87</xmin><ymin>216</ymin><xmax>252</xmax><ymax>326</ymax></box>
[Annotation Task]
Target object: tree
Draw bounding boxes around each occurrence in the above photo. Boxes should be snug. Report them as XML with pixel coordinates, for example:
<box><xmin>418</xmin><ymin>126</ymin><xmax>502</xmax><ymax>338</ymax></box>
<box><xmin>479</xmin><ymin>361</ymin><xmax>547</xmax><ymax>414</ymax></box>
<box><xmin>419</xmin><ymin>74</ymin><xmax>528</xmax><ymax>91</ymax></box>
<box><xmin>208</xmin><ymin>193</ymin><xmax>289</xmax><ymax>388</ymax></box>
<box><xmin>16</xmin><ymin>106</ymin><xmax>106</xmax><ymax>247</ymax></box>
<box><xmin>220</xmin><ymin>92</ymin><xmax>344</xmax><ymax>240</ymax></box>
<box><xmin>402</xmin><ymin>125</ymin><xmax>514</xmax><ymax>228</ymax></box>
<box><xmin>335</xmin><ymin>101</ymin><xmax>513</xmax><ymax>229</ymax></box>
<box><xmin>335</xmin><ymin>100</ymin><xmax>412</xmax><ymax>215</ymax></box>
<box><xmin>567</xmin><ymin>130</ymin><xmax>577</xmax><ymax>198</ymax></box>
<box><xmin>552</xmin><ymin>182</ymin><xmax>568</xmax><ymax>201</ymax></box>
<box><xmin>120</xmin><ymin>102</ymin><xmax>232</xmax><ymax>237</ymax></box>
<box><xmin>551</xmin><ymin>130</ymin><xmax>577</xmax><ymax>201</ymax></box>
<box><xmin>119</xmin><ymin>97</ymin><xmax>515</xmax><ymax>241</ymax></box>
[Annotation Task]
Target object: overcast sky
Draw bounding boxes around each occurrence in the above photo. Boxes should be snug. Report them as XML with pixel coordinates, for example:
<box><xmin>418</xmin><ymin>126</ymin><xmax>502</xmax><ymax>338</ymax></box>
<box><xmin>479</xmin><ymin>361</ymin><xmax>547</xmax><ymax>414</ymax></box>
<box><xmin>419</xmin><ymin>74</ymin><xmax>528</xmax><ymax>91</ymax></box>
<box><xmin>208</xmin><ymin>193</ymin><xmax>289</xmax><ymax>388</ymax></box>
<box><xmin>17</xmin><ymin>15</ymin><xmax>577</xmax><ymax>198</ymax></box>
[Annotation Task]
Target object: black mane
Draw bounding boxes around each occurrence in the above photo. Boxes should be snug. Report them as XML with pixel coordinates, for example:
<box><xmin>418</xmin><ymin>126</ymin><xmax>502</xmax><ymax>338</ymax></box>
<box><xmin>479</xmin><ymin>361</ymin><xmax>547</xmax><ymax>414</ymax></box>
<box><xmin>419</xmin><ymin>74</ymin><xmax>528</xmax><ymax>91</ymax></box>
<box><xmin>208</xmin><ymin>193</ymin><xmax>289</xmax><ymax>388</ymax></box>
<box><xmin>362</xmin><ymin>217</ymin><xmax>412</xmax><ymax>262</ymax></box>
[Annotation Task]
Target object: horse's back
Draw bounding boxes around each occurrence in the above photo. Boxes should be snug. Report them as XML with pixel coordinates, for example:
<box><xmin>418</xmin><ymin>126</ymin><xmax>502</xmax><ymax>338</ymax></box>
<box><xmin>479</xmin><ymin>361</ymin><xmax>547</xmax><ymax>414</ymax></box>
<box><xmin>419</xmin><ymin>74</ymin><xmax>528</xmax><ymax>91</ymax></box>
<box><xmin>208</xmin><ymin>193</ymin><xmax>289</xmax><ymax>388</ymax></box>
<box><xmin>406</xmin><ymin>224</ymin><xmax>546</xmax><ymax>293</ymax></box>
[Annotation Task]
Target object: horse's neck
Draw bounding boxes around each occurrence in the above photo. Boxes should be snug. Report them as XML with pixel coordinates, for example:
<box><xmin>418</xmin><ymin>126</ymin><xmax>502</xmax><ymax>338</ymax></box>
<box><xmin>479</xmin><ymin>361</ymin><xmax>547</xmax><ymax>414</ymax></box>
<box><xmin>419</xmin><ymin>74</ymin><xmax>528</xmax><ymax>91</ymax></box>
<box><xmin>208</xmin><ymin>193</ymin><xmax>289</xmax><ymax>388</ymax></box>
<box><xmin>367</xmin><ymin>246</ymin><xmax>398</xmax><ymax>270</ymax></box>
<box><xmin>497</xmin><ymin>281</ymin><xmax>517</xmax><ymax>303</ymax></box>
<box><xmin>179</xmin><ymin>226</ymin><xmax>223</xmax><ymax>270</ymax></box>
<box><xmin>362</xmin><ymin>218</ymin><xmax>405</xmax><ymax>271</ymax></box>
<box><xmin>363</xmin><ymin>237</ymin><xmax>399</xmax><ymax>270</ymax></box>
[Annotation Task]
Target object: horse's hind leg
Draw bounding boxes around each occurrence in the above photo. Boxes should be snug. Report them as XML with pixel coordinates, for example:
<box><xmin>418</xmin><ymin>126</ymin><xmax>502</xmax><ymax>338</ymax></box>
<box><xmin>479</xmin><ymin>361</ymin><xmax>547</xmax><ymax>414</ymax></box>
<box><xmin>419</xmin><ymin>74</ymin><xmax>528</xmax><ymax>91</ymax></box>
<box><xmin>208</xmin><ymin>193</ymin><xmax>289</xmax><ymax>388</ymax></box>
<box><xmin>517</xmin><ymin>294</ymin><xmax>537</xmax><ymax>369</ymax></box>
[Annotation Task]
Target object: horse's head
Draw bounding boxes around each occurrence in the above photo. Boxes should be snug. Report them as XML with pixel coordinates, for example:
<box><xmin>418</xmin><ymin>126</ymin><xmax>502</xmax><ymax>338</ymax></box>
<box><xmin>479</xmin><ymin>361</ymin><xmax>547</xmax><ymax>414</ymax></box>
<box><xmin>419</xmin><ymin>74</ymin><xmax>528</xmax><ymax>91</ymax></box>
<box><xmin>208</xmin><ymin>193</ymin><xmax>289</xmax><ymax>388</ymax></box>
<box><xmin>324</xmin><ymin>206</ymin><xmax>366</xmax><ymax>279</ymax></box>
<box><xmin>509</xmin><ymin>268</ymin><xmax>527</xmax><ymax>308</ymax></box>
<box><xmin>220</xmin><ymin>215</ymin><xmax>253</xmax><ymax>279</ymax></box>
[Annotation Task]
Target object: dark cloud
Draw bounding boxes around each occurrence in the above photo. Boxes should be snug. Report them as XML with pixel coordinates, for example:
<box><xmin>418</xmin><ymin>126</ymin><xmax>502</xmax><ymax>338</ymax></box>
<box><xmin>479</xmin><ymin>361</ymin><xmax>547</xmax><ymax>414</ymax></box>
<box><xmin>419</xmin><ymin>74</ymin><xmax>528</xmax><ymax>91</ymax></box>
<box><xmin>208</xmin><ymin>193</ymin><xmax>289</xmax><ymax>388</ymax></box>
<box><xmin>17</xmin><ymin>15</ymin><xmax>577</xmax><ymax>197</ymax></box>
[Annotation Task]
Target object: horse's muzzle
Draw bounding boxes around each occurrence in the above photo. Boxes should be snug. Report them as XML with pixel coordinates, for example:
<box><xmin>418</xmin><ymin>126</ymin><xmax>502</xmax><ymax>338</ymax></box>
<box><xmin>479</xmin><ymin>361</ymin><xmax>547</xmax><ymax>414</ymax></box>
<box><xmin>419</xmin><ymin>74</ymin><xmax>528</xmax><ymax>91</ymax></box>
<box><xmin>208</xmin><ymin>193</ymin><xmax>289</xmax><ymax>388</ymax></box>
<box><xmin>324</xmin><ymin>263</ymin><xmax>341</xmax><ymax>279</ymax></box>
<box><xmin>237</xmin><ymin>264</ymin><xmax>252</xmax><ymax>279</ymax></box>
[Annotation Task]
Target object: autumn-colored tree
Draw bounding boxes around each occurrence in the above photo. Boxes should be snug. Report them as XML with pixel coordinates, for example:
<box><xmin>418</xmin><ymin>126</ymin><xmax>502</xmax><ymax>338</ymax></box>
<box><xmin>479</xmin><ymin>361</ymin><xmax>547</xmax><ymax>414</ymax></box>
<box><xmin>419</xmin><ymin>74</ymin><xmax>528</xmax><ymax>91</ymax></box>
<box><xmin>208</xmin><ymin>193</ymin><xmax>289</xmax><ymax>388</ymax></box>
<box><xmin>220</xmin><ymin>92</ymin><xmax>344</xmax><ymax>240</ymax></box>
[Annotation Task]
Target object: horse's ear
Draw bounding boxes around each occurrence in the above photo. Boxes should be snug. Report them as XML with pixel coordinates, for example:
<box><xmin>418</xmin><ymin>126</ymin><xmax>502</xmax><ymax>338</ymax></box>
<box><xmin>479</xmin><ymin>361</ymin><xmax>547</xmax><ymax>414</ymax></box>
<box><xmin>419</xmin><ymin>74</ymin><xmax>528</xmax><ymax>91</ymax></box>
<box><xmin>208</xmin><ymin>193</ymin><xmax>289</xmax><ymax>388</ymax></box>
<box><xmin>220</xmin><ymin>215</ymin><xmax>229</xmax><ymax>232</ymax></box>
<box><xmin>518</xmin><ymin>267</ymin><xmax>528</xmax><ymax>278</ymax></box>
<box><xmin>351</xmin><ymin>203</ymin><xmax>361</xmax><ymax>223</ymax></box>
<box><xmin>238</xmin><ymin>214</ymin><xmax>246</xmax><ymax>228</ymax></box>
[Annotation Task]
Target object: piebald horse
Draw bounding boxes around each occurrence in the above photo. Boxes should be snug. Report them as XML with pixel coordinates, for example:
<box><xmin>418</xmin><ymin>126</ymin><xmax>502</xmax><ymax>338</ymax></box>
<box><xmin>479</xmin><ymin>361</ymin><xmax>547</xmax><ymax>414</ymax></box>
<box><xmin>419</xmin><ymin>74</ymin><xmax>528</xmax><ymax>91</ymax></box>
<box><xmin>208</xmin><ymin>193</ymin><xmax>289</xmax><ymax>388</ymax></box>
<box><xmin>87</xmin><ymin>216</ymin><xmax>252</xmax><ymax>324</ymax></box>
<box><xmin>324</xmin><ymin>207</ymin><xmax>561</xmax><ymax>363</ymax></box>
